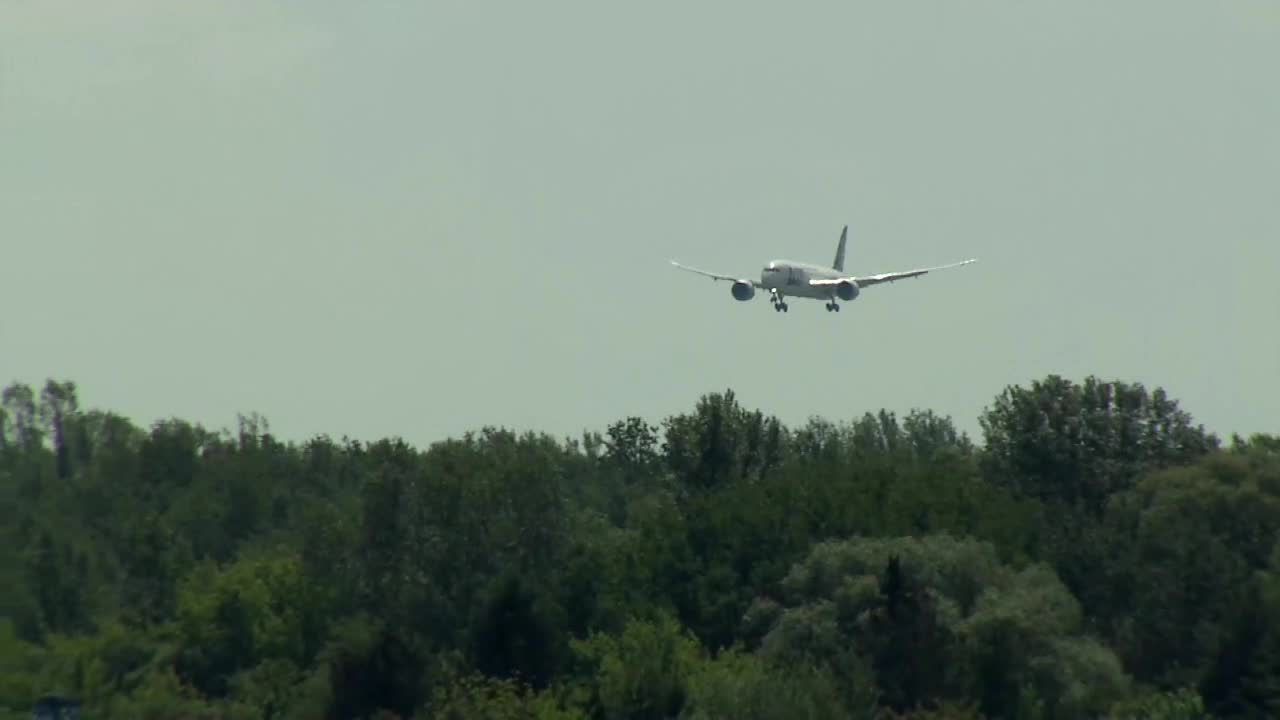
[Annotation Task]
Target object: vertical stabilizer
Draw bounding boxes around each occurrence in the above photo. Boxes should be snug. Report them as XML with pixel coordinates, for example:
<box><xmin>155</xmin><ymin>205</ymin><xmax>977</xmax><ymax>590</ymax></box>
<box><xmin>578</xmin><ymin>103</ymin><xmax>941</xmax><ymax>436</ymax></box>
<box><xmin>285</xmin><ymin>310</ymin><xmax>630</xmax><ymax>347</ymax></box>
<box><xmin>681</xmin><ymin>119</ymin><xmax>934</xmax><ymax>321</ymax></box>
<box><xmin>833</xmin><ymin>225</ymin><xmax>848</xmax><ymax>271</ymax></box>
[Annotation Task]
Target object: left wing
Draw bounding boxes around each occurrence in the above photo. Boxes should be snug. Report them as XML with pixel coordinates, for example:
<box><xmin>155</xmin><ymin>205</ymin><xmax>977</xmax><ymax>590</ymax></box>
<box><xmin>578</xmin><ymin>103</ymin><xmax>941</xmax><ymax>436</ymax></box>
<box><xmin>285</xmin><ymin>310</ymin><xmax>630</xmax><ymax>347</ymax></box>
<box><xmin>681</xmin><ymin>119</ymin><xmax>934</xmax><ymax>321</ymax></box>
<box><xmin>809</xmin><ymin>258</ymin><xmax>977</xmax><ymax>289</ymax></box>
<box><xmin>670</xmin><ymin>260</ymin><xmax>760</xmax><ymax>287</ymax></box>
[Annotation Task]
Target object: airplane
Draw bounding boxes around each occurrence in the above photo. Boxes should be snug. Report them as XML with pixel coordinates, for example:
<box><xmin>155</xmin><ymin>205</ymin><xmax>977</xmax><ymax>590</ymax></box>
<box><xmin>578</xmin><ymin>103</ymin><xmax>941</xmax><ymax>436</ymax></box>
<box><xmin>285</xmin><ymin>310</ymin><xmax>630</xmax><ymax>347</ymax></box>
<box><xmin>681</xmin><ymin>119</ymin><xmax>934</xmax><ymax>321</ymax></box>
<box><xmin>670</xmin><ymin>225</ymin><xmax>976</xmax><ymax>313</ymax></box>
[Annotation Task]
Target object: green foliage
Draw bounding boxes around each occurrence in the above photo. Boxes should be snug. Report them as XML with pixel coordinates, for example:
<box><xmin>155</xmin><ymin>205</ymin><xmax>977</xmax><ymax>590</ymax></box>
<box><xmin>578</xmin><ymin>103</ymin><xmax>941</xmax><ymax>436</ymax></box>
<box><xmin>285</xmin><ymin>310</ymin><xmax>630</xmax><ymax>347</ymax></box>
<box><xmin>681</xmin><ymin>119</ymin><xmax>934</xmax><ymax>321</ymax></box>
<box><xmin>313</xmin><ymin>614</ymin><xmax>427</xmax><ymax>720</ymax></box>
<box><xmin>681</xmin><ymin>648</ymin><xmax>863</xmax><ymax>720</ymax></box>
<box><xmin>759</xmin><ymin>535</ymin><xmax>1130</xmax><ymax>718</ymax></box>
<box><xmin>23</xmin><ymin>530</ymin><xmax>91</xmax><ymax>635</ymax></box>
<box><xmin>0</xmin><ymin>621</ymin><xmax>41</xmax><ymax>711</ymax></box>
<box><xmin>2</xmin><ymin>382</ymin><xmax>43</xmax><ymax>451</ymax></box>
<box><xmin>469</xmin><ymin>571</ymin><xmax>567</xmax><ymax>689</ymax></box>
<box><xmin>2</xmin><ymin>374</ymin><xmax>1276</xmax><ymax>718</ymax></box>
<box><xmin>879</xmin><ymin>702</ymin><xmax>987</xmax><ymax>720</ymax></box>
<box><xmin>117</xmin><ymin>511</ymin><xmax>192</xmax><ymax>627</ymax></box>
<box><xmin>98</xmin><ymin>666</ymin><xmax>247</xmax><ymax>720</ymax></box>
<box><xmin>568</xmin><ymin>613</ymin><xmax>702</xmax><ymax>720</ymax></box>
<box><xmin>979</xmin><ymin>375</ymin><xmax>1217</xmax><ymax>511</ymax></box>
<box><xmin>1097</xmin><ymin>452</ymin><xmax>1280</xmax><ymax>687</ymax></box>
<box><xmin>1199</xmin><ymin>565</ymin><xmax>1280</xmax><ymax>719</ymax></box>
<box><xmin>227</xmin><ymin>659</ymin><xmax>306</xmax><ymax>720</ymax></box>
<box><xmin>1110</xmin><ymin>688</ymin><xmax>1211</xmax><ymax>719</ymax></box>
<box><xmin>427</xmin><ymin>674</ymin><xmax>584</xmax><ymax>720</ymax></box>
<box><xmin>174</xmin><ymin>548</ymin><xmax>313</xmax><ymax>696</ymax></box>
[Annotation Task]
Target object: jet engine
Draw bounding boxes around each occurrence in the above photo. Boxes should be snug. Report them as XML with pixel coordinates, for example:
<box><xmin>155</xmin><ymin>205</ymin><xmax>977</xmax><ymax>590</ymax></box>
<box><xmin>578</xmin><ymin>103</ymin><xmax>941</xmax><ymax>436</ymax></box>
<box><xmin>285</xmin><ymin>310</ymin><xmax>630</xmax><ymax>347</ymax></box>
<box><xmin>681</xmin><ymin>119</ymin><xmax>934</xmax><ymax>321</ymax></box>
<box><xmin>731</xmin><ymin>281</ymin><xmax>755</xmax><ymax>301</ymax></box>
<box><xmin>836</xmin><ymin>279</ymin><xmax>860</xmax><ymax>301</ymax></box>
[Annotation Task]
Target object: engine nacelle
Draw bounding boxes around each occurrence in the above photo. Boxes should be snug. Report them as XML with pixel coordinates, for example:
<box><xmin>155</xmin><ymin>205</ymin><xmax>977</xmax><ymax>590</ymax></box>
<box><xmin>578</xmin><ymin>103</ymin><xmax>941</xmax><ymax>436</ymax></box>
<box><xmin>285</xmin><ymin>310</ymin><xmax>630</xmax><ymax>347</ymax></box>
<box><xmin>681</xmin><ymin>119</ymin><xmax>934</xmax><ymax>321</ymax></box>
<box><xmin>731</xmin><ymin>281</ymin><xmax>755</xmax><ymax>301</ymax></box>
<box><xmin>836</xmin><ymin>279</ymin><xmax>860</xmax><ymax>301</ymax></box>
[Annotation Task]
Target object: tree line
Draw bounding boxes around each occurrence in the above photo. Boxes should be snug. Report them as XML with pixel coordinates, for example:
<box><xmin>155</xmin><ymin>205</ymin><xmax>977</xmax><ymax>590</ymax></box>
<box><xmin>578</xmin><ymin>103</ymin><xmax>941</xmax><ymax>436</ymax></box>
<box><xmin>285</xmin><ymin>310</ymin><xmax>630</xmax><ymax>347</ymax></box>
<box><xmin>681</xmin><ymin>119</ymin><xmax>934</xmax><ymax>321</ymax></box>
<box><xmin>1</xmin><ymin>375</ymin><xmax>1278</xmax><ymax>719</ymax></box>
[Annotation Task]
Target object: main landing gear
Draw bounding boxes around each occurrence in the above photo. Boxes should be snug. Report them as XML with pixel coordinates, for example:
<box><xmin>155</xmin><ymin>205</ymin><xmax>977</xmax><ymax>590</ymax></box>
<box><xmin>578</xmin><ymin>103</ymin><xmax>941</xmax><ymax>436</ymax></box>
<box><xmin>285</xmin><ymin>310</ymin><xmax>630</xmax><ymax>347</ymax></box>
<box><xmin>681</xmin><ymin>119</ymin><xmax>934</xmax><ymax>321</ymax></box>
<box><xmin>824</xmin><ymin>302</ymin><xmax>841</xmax><ymax>312</ymax></box>
<box><xmin>770</xmin><ymin>293</ymin><xmax>789</xmax><ymax>312</ymax></box>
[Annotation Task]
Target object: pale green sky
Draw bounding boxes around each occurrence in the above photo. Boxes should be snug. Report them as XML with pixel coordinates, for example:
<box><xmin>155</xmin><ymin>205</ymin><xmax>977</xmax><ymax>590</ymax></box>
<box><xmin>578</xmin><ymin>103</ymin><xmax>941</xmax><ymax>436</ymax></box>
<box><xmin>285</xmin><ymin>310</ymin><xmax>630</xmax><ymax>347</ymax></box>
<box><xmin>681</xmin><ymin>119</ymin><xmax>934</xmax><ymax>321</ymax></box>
<box><xmin>2</xmin><ymin>0</ymin><xmax>1277</xmax><ymax>445</ymax></box>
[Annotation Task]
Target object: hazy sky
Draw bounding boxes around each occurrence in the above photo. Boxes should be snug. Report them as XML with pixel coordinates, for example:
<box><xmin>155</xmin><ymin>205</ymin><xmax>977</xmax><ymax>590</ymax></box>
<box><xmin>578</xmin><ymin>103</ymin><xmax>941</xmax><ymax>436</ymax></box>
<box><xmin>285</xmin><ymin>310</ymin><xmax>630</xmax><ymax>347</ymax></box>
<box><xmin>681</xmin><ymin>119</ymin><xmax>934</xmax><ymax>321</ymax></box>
<box><xmin>3</xmin><ymin>0</ymin><xmax>1277</xmax><ymax>446</ymax></box>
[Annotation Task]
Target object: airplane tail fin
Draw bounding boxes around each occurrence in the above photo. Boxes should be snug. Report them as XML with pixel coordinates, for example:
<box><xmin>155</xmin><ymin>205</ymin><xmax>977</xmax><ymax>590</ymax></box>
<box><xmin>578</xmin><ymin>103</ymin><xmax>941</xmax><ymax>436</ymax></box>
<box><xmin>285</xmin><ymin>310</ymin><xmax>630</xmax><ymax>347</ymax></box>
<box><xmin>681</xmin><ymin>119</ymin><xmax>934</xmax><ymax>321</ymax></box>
<box><xmin>833</xmin><ymin>225</ymin><xmax>848</xmax><ymax>271</ymax></box>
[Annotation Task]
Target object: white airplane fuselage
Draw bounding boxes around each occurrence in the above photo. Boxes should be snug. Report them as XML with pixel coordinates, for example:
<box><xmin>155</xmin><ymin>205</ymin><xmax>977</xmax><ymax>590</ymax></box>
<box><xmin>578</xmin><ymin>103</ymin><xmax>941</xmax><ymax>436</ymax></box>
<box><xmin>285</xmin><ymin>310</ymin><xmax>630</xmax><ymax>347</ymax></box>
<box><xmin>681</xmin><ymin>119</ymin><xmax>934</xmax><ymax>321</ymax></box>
<box><xmin>759</xmin><ymin>260</ymin><xmax>849</xmax><ymax>299</ymax></box>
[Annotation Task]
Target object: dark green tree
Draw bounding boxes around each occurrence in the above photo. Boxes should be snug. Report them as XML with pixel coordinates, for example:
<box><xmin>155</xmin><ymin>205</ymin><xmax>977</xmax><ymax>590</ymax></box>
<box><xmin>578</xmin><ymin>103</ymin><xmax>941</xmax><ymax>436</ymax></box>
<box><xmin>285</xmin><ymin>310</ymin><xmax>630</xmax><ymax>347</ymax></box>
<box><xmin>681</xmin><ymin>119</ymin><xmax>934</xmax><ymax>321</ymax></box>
<box><xmin>320</xmin><ymin>616</ymin><xmax>425</xmax><ymax>720</ymax></box>
<box><xmin>38</xmin><ymin>380</ymin><xmax>79</xmax><ymax>480</ymax></box>
<box><xmin>470</xmin><ymin>572</ymin><xmax>565</xmax><ymax>689</ymax></box>
<box><xmin>866</xmin><ymin>555</ymin><xmax>952</xmax><ymax>713</ymax></box>
<box><xmin>604</xmin><ymin>416</ymin><xmax>661</xmax><ymax>482</ymax></box>
<box><xmin>662</xmin><ymin>390</ymin><xmax>784</xmax><ymax>492</ymax></box>
<box><xmin>979</xmin><ymin>375</ymin><xmax>1217</xmax><ymax>511</ymax></box>
<box><xmin>1201</xmin><ymin>576</ymin><xmax>1280</xmax><ymax>718</ymax></box>
<box><xmin>118</xmin><ymin>512</ymin><xmax>189</xmax><ymax>627</ymax></box>
<box><xmin>23</xmin><ymin>531</ymin><xmax>89</xmax><ymax>634</ymax></box>
<box><xmin>1</xmin><ymin>382</ymin><xmax>40</xmax><ymax>451</ymax></box>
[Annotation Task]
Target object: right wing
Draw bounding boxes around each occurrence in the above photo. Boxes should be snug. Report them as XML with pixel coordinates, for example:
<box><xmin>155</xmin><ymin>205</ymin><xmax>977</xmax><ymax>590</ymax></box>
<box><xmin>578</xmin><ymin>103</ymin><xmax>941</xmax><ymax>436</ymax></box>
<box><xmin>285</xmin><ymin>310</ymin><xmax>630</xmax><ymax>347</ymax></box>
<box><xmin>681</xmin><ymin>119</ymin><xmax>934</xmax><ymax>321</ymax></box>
<box><xmin>670</xmin><ymin>260</ymin><xmax>760</xmax><ymax>287</ymax></box>
<box><xmin>852</xmin><ymin>258</ymin><xmax>977</xmax><ymax>287</ymax></box>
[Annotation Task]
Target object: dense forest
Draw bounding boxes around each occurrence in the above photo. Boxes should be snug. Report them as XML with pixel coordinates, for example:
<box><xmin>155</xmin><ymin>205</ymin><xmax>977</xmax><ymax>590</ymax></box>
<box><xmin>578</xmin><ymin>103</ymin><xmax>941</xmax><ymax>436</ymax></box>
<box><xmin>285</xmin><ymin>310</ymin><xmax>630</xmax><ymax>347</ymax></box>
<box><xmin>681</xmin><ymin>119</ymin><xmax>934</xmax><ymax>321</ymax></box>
<box><xmin>1</xmin><ymin>375</ymin><xmax>1278</xmax><ymax>719</ymax></box>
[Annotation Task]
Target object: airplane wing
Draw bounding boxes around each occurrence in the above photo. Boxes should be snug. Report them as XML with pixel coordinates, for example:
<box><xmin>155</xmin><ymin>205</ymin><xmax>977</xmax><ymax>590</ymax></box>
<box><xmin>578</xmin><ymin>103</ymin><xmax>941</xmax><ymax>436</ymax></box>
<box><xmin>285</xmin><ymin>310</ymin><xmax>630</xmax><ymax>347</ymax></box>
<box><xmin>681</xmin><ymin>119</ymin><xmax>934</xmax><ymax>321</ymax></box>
<box><xmin>809</xmin><ymin>258</ymin><xmax>977</xmax><ymax>288</ymax></box>
<box><xmin>669</xmin><ymin>260</ymin><xmax>760</xmax><ymax>287</ymax></box>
